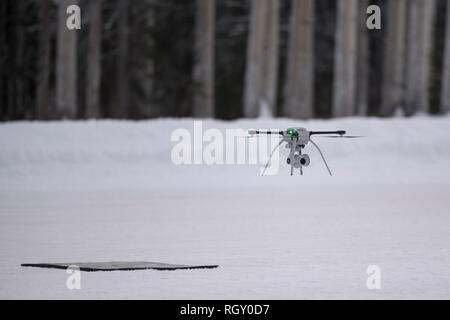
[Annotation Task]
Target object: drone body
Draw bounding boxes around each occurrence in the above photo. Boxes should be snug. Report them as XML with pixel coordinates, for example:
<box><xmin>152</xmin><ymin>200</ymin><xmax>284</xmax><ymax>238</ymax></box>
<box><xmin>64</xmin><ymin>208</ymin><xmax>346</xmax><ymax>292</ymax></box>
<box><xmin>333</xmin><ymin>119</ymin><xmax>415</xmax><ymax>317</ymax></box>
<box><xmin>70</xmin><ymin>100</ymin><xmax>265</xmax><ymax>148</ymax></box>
<box><xmin>248</xmin><ymin>127</ymin><xmax>355</xmax><ymax>176</ymax></box>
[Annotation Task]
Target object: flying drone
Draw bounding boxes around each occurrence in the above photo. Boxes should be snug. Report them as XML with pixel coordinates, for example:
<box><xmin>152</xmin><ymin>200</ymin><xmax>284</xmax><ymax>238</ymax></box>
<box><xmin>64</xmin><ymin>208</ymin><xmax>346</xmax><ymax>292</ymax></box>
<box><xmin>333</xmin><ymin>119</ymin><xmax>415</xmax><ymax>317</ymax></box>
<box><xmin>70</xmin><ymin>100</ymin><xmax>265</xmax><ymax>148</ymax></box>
<box><xmin>247</xmin><ymin>127</ymin><xmax>361</xmax><ymax>176</ymax></box>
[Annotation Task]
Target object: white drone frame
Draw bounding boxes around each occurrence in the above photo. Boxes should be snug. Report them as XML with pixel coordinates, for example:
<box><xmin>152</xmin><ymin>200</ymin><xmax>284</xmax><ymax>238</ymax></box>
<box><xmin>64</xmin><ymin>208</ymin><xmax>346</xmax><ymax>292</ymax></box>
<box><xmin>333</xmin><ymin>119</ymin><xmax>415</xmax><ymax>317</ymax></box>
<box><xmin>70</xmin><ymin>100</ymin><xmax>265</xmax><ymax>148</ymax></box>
<box><xmin>248</xmin><ymin>127</ymin><xmax>357</xmax><ymax>176</ymax></box>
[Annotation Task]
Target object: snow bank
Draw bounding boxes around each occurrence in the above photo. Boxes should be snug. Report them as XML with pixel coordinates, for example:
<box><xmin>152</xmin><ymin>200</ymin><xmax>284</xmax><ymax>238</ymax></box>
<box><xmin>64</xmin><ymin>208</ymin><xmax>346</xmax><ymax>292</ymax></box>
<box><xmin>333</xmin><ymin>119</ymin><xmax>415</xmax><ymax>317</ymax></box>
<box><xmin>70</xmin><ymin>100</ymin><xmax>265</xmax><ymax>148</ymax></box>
<box><xmin>0</xmin><ymin>116</ymin><xmax>449</xmax><ymax>190</ymax></box>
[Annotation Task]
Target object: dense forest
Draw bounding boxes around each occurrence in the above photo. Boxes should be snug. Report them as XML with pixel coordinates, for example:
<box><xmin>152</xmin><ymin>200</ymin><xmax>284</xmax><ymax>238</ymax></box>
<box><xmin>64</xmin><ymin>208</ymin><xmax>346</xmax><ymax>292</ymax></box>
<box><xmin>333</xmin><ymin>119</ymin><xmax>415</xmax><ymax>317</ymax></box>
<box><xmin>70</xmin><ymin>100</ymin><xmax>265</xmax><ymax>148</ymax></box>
<box><xmin>0</xmin><ymin>0</ymin><xmax>449</xmax><ymax>121</ymax></box>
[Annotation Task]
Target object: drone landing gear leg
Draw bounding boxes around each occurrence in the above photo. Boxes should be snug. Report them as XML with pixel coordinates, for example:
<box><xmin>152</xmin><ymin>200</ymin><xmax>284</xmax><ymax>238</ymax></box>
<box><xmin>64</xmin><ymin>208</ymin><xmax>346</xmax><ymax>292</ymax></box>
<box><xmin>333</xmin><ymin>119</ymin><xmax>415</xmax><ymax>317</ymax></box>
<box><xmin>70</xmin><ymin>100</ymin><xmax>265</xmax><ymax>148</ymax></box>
<box><xmin>299</xmin><ymin>148</ymin><xmax>303</xmax><ymax>175</ymax></box>
<box><xmin>310</xmin><ymin>139</ymin><xmax>332</xmax><ymax>176</ymax></box>
<box><xmin>289</xmin><ymin>143</ymin><xmax>295</xmax><ymax>176</ymax></box>
<box><xmin>261</xmin><ymin>140</ymin><xmax>284</xmax><ymax>176</ymax></box>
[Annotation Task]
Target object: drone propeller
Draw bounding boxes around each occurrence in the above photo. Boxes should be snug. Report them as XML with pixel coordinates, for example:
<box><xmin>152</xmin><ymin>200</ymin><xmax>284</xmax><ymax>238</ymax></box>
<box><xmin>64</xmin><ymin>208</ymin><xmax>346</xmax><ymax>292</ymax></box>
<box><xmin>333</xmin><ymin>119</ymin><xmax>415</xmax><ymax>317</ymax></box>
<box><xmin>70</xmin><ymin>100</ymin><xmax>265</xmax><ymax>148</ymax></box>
<box><xmin>240</xmin><ymin>135</ymin><xmax>281</xmax><ymax>139</ymax></box>
<box><xmin>314</xmin><ymin>135</ymin><xmax>364</xmax><ymax>138</ymax></box>
<box><xmin>247</xmin><ymin>130</ymin><xmax>283</xmax><ymax>135</ymax></box>
<box><xmin>245</xmin><ymin>130</ymin><xmax>284</xmax><ymax>139</ymax></box>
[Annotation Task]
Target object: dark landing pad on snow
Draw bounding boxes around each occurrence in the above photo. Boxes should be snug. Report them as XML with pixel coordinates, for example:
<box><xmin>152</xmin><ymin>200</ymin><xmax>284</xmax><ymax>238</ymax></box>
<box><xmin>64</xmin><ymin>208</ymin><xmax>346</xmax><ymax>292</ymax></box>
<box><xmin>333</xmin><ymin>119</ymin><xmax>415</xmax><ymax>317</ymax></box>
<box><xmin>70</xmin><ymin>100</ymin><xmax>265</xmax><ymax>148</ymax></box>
<box><xmin>21</xmin><ymin>261</ymin><xmax>218</xmax><ymax>272</ymax></box>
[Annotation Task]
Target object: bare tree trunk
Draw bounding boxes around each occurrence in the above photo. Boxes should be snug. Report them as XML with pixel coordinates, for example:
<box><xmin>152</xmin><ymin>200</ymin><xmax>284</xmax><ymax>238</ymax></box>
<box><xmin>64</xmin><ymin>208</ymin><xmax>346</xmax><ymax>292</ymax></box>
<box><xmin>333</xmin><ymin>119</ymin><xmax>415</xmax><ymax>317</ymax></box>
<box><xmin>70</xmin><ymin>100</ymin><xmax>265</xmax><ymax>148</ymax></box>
<box><xmin>262</xmin><ymin>0</ymin><xmax>280</xmax><ymax>116</ymax></box>
<box><xmin>283</xmin><ymin>0</ymin><xmax>314</xmax><ymax>119</ymax></box>
<box><xmin>56</xmin><ymin>0</ymin><xmax>78</xmax><ymax>119</ymax></box>
<box><xmin>5</xmin><ymin>1</ymin><xmax>19</xmax><ymax>120</ymax></box>
<box><xmin>0</xmin><ymin>1</ymin><xmax>4</xmax><ymax>118</ymax></box>
<box><xmin>441</xmin><ymin>0</ymin><xmax>450</xmax><ymax>114</ymax></box>
<box><xmin>86</xmin><ymin>0</ymin><xmax>102</xmax><ymax>118</ymax></box>
<box><xmin>5</xmin><ymin>2</ymin><xmax>15</xmax><ymax>119</ymax></box>
<box><xmin>37</xmin><ymin>0</ymin><xmax>52</xmax><ymax>120</ymax></box>
<box><xmin>16</xmin><ymin>0</ymin><xmax>25</xmax><ymax>118</ymax></box>
<box><xmin>332</xmin><ymin>0</ymin><xmax>358</xmax><ymax>118</ymax></box>
<box><xmin>380</xmin><ymin>0</ymin><xmax>407</xmax><ymax>117</ymax></box>
<box><xmin>356</xmin><ymin>0</ymin><xmax>369</xmax><ymax>116</ymax></box>
<box><xmin>134</xmin><ymin>2</ymin><xmax>155</xmax><ymax>118</ymax></box>
<box><xmin>6</xmin><ymin>10</ymin><xmax>15</xmax><ymax>120</ymax></box>
<box><xmin>244</xmin><ymin>0</ymin><xmax>280</xmax><ymax>118</ymax></box>
<box><xmin>244</xmin><ymin>0</ymin><xmax>267</xmax><ymax>118</ymax></box>
<box><xmin>405</xmin><ymin>0</ymin><xmax>436</xmax><ymax>116</ymax></box>
<box><xmin>112</xmin><ymin>0</ymin><xmax>129</xmax><ymax>118</ymax></box>
<box><xmin>193</xmin><ymin>0</ymin><xmax>215</xmax><ymax>117</ymax></box>
<box><xmin>144</xmin><ymin>8</ymin><xmax>155</xmax><ymax>118</ymax></box>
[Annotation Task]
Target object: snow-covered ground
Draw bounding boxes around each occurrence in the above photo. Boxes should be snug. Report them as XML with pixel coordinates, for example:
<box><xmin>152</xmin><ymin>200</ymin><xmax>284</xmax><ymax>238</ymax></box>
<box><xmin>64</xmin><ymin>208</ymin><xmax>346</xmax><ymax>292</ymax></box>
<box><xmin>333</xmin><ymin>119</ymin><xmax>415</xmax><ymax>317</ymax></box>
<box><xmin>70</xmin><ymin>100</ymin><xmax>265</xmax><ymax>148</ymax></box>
<box><xmin>1</xmin><ymin>116</ymin><xmax>450</xmax><ymax>299</ymax></box>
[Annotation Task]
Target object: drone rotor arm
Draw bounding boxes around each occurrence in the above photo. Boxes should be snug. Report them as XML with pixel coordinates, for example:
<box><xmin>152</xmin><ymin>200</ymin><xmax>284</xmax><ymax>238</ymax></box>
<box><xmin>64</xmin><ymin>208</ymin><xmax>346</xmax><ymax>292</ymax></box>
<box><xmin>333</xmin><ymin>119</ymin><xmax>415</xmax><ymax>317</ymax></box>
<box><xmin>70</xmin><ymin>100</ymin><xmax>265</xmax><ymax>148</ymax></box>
<box><xmin>309</xmin><ymin>130</ymin><xmax>346</xmax><ymax>136</ymax></box>
<box><xmin>314</xmin><ymin>135</ymin><xmax>364</xmax><ymax>139</ymax></box>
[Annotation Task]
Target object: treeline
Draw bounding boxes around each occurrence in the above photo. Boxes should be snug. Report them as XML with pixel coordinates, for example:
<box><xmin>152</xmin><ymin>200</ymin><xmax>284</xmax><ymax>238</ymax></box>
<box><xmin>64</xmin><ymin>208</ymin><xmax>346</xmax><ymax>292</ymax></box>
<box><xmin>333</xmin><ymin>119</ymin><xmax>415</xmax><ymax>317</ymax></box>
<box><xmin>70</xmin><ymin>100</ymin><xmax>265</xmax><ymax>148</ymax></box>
<box><xmin>0</xmin><ymin>0</ymin><xmax>449</xmax><ymax>121</ymax></box>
